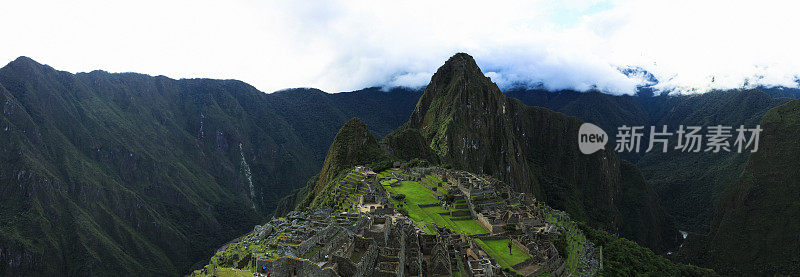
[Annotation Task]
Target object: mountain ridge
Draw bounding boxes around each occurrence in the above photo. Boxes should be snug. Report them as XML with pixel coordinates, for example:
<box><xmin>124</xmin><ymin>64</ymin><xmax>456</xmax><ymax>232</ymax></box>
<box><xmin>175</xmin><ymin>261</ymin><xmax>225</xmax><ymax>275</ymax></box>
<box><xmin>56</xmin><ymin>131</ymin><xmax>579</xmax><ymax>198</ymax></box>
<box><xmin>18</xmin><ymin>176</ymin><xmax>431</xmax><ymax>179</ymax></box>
<box><xmin>0</xmin><ymin>57</ymin><xmax>418</xmax><ymax>276</ymax></box>
<box><xmin>2</xmin><ymin>55</ymin><xmax>796</xmax><ymax>276</ymax></box>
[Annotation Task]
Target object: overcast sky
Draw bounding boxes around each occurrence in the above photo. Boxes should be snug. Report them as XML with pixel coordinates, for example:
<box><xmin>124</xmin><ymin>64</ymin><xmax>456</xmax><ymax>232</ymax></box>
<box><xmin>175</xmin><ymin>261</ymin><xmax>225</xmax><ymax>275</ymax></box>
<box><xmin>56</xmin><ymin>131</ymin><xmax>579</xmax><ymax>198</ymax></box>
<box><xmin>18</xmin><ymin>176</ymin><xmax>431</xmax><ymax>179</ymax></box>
<box><xmin>2</xmin><ymin>0</ymin><xmax>798</xmax><ymax>95</ymax></box>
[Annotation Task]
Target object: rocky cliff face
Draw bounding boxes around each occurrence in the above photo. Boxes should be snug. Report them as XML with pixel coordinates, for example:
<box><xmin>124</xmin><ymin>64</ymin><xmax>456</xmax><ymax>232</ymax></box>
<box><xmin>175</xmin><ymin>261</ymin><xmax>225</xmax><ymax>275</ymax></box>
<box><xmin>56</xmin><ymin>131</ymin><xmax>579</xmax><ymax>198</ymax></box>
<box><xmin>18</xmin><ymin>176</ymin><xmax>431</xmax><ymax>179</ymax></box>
<box><xmin>389</xmin><ymin>53</ymin><xmax>680</xmax><ymax>252</ymax></box>
<box><xmin>680</xmin><ymin>99</ymin><xmax>800</xmax><ymax>275</ymax></box>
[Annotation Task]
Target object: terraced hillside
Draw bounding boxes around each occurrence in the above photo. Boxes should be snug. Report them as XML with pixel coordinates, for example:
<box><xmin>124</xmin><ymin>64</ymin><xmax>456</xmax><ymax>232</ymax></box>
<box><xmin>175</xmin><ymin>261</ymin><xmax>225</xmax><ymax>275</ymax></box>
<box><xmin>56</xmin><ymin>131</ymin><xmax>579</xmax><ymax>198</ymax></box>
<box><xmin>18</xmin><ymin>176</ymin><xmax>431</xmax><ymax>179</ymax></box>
<box><xmin>193</xmin><ymin>166</ymin><xmax>595</xmax><ymax>276</ymax></box>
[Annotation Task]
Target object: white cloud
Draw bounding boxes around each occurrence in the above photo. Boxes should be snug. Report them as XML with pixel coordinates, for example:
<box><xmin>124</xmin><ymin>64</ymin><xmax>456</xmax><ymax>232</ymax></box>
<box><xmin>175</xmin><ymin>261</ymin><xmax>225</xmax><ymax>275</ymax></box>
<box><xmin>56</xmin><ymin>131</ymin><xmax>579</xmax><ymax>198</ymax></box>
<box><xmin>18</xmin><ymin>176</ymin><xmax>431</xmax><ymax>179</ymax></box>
<box><xmin>1</xmin><ymin>0</ymin><xmax>798</xmax><ymax>95</ymax></box>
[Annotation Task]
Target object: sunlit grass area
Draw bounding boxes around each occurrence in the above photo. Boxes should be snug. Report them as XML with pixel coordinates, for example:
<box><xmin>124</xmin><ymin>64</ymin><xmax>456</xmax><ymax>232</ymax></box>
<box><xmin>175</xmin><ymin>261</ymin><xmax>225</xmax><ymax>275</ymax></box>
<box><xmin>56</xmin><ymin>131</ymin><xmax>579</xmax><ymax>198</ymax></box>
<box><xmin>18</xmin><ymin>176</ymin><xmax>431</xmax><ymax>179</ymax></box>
<box><xmin>382</xmin><ymin>177</ymin><xmax>487</xmax><ymax>235</ymax></box>
<box><xmin>475</xmin><ymin>238</ymin><xmax>530</xmax><ymax>269</ymax></box>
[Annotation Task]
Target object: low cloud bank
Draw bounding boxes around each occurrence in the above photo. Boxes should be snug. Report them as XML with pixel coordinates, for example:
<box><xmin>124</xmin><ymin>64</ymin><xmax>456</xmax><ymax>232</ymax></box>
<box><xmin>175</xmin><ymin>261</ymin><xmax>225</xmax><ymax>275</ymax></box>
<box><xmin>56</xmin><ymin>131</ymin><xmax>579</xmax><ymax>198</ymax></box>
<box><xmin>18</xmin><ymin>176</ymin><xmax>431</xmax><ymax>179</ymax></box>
<box><xmin>2</xmin><ymin>0</ymin><xmax>798</xmax><ymax>95</ymax></box>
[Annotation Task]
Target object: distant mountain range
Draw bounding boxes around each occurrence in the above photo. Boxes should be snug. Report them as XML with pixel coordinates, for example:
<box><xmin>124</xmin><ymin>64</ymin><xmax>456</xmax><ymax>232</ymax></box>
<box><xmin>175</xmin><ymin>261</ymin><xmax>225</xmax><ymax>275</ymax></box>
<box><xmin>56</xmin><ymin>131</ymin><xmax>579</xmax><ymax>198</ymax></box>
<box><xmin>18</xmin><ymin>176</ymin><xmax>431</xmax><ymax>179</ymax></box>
<box><xmin>1</xmin><ymin>55</ymin><xmax>799</xmax><ymax>276</ymax></box>
<box><xmin>0</xmin><ymin>57</ymin><xmax>419</xmax><ymax>276</ymax></box>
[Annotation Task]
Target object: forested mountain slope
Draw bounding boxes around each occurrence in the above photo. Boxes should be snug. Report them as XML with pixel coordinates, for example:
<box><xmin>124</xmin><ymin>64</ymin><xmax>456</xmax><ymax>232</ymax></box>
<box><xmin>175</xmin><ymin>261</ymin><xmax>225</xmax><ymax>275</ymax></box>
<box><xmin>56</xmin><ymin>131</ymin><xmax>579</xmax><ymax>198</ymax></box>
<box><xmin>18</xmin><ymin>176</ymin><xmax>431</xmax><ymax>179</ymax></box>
<box><xmin>0</xmin><ymin>57</ymin><xmax>419</xmax><ymax>276</ymax></box>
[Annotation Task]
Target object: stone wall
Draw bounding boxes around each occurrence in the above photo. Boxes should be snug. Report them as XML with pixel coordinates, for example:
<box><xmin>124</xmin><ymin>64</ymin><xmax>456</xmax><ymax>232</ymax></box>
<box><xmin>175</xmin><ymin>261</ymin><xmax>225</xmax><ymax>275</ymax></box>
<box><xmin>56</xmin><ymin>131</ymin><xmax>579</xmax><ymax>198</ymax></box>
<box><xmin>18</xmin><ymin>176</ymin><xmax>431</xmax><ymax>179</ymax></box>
<box><xmin>297</xmin><ymin>224</ymin><xmax>338</xmax><ymax>255</ymax></box>
<box><xmin>330</xmin><ymin>256</ymin><xmax>356</xmax><ymax>277</ymax></box>
<box><xmin>355</xmin><ymin>242</ymin><xmax>379</xmax><ymax>277</ymax></box>
<box><xmin>511</xmin><ymin>238</ymin><xmax>530</xmax><ymax>255</ymax></box>
<box><xmin>256</xmin><ymin>257</ymin><xmax>338</xmax><ymax>277</ymax></box>
<box><xmin>476</xmin><ymin>213</ymin><xmax>495</xmax><ymax>234</ymax></box>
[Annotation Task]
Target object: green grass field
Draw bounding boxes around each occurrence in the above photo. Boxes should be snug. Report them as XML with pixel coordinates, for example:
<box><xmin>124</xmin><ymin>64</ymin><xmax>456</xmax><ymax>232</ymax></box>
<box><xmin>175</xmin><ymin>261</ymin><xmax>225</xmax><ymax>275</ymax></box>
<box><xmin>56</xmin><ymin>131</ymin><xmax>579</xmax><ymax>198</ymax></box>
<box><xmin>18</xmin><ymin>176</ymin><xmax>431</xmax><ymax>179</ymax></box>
<box><xmin>447</xmin><ymin>218</ymin><xmax>487</xmax><ymax>234</ymax></box>
<box><xmin>389</xmin><ymin>180</ymin><xmax>440</xmax><ymax>204</ymax></box>
<box><xmin>475</xmin><ymin>238</ymin><xmax>531</xmax><ymax>269</ymax></box>
<box><xmin>383</xmin><ymin>178</ymin><xmax>487</xmax><ymax>235</ymax></box>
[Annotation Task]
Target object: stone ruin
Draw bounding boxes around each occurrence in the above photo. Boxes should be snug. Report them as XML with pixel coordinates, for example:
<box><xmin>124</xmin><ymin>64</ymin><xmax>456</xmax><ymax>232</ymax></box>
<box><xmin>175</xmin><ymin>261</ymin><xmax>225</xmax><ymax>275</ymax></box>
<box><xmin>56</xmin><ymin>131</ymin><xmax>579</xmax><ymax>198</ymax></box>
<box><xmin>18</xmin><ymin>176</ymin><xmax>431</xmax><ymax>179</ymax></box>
<box><xmin>216</xmin><ymin>167</ymin><xmax>602</xmax><ymax>276</ymax></box>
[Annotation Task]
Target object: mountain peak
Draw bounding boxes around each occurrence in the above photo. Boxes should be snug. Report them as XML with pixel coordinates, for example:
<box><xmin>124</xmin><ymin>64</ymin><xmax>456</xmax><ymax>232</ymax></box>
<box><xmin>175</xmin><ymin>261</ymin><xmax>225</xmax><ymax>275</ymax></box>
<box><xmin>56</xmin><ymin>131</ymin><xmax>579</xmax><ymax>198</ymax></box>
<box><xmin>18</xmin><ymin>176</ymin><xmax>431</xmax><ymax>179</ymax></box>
<box><xmin>306</xmin><ymin>117</ymin><xmax>389</xmax><ymax>208</ymax></box>
<box><xmin>273</xmin><ymin>87</ymin><xmax>328</xmax><ymax>96</ymax></box>
<box><xmin>6</xmin><ymin>56</ymin><xmax>42</xmax><ymax>69</ymax></box>
<box><xmin>341</xmin><ymin>117</ymin><xmax>367</xmax><ymax>129</ymax></box>
<box><xmin>407</xmin><ymin>52</ymin><xmax>505</xmax><ymax>131</ymax></box>
<box><xmin>2</xmin><ymin>56</ymin><xmax>50</xmax><ymax>76</ymax></box>
<box><xmin>442</xmin><ymin>52</ymin><xmax>479</xmax><ymax>69</ymax></box>
<box><xmin>429</xmin><ymin>53</ymin><xmax>486</xmax><ymax>87</ymax></box>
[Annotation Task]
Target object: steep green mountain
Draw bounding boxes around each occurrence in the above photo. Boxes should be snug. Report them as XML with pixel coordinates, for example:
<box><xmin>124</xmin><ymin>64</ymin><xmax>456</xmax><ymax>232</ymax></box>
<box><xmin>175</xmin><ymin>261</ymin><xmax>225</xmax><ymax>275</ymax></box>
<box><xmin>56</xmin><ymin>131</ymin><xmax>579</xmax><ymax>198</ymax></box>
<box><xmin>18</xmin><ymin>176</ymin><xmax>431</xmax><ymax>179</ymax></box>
<box><xmin>386</xmin><ymin>53</ymin><xmax>680</xmax><ymax>253</ymax></box>
<box><xmin>0</xmin><ymin>57</ymin><xmax>421</xmax><ymax>276</ymax></box>
<box><xmin>678</xmin><ymin>99</ymin><xmax>800</xmax><ymax>276</ymax></box>
<box><xmin>0</xmin><ymin>57</ymin><xmax>321</xmax><ymax>276</ymax></box>
<box><xmin>637</xmin><ymin>90</ymin><xmax>787</xmax><ymax>232</ymax></box>
<box><xmin>294</xmin><ymin>118</ymin><xmax>393</xmax><ymax>209</ymax></box>
<box><xmin>508</xmin><ymin>88</ymin><xmax>790</xmax><ymax>232</ymax></box>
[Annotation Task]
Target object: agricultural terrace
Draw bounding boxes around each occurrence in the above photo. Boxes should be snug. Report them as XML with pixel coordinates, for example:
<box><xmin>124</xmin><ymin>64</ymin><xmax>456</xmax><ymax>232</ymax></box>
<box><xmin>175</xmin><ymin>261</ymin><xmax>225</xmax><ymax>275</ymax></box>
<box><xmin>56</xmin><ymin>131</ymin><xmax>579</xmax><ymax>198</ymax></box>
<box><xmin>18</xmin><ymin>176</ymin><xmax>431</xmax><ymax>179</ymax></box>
<box><xmin>546</xmin><ymin>211</ymin><xmax>595</xmax><ymax>275</ymax></box>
